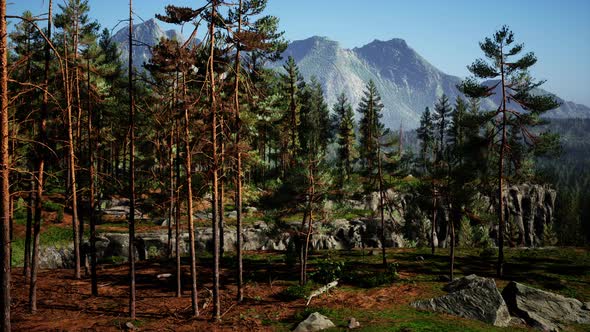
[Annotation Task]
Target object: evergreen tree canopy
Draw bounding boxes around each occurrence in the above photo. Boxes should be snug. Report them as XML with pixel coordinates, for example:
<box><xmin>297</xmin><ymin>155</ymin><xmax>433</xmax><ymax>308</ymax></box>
<box><xmin>358</xmin><ymin>80</ymin><xmax>384</xmax><ymax>173</ymax></box>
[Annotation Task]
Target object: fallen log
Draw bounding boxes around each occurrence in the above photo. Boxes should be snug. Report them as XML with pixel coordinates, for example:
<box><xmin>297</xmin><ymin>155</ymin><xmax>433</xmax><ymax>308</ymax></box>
<box><xmin>306</xmin><ymin>280</ymin><xmax>338</xmax><ymax>306</ymax></box>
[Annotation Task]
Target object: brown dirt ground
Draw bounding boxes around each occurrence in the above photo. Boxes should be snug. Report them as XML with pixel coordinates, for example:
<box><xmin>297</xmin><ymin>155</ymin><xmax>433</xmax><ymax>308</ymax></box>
<box><xmin>11</xmin><ymin>262</ymin><xmax>430</xmax><ymax>331</ymax></box>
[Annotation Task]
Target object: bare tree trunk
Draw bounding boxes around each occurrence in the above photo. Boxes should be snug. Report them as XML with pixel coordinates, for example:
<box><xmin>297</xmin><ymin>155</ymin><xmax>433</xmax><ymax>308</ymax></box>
<box><xmin>378</xmin><ymin>144</ymin><xmax>386</xmax><ymax>267</ymax></box>
<box><xmin>128</xmin><ymin>0</ymin><xmax>136</xmax><ymax>319</ymax></box>
<box><xmin>87</xmin><ymin>58</ymin><xmax>98</xmax><ymax>296</ymax></box>
<box><xmin>182</xmin><ymin>74</ymin><xmax>199</xmax><ymax>317</ymax></box>
<box><xmin>209</xmin><ymin>1</ymin><xmax>221</xmax><ymax>320</ymax></box>
<box><xmin>219</xmin><ymin>111</ymin><xmax>225</xmax><ymax>258</ymax></box>
<box><xmin>24</xmin><ymin>178</ymin><xmax>33</xmax><ymax>279</ymax></box>
<box><xmin>234</xmin><ymin>0</ymin><xmax>244</xmax><ymax>302</ymax></box>
<box><xmin>175</xmin><ymin>117</ymin><xmax>181</xmax><ymax>298</ymax></box>
<box><xmin>29</xmin><ymin>1</ymin><xmax>52</xmax><ymax>314</ymax></box>
<box><xmin>0</xmin><ymin>0</ymin><xmax>11</xmax><ymax>328</ymax></box>
<box><xmin>497</xmin><ymin>45</ymin><xmax>507</xmax><ymax>279</ymax></box>
<box><xmin>73</xmin><ymin>13</ymin><xmax>84</xmax><ymax>253</ymax></box>
<box><xmin>64</xmin><ymin>32</ymin><xmax>81</xmax><ymax>280</ymax></box>
<box><xmin>168</xmin><ymin>100</ymin><xmax>174</xmax><ymax>258</ymax></box>
<box><xmin>449</xmin><ymin>214</ymin><xmax>455</xmax><ymax>281</ymax></box>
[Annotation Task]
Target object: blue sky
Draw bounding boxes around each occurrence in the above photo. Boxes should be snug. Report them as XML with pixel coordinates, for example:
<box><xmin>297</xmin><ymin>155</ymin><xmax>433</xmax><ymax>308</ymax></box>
<box><xmin>8</xmin><ymin>0</ymin><xmax>590</xmax><ymax>105</ymax></box>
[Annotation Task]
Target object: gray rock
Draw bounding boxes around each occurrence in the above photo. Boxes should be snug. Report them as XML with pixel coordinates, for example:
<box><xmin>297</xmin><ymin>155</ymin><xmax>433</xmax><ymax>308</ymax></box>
<box><xmin>347</xmin><ymin>317</ymin><xmax>360</xmax><ymax>329</ymax></box>
<box><xmin>293</xmin><ymin>312</ymin><xmax>335</xmax><ymax>332</ymax></box>
<box><xmin>245</xmin><ymin>206</ymin><xmax>258</xmax><ymax>214</ymax></box>
<box><xmin>227</xmin><ymin>210</ymin><xmax>238</xmax><ymax>218</ymax></box>
<box><xmin>411</xmin><ymin>275</ymin><xmax>511</xmax><ymax>327</ymax></box>
<box><xmin>442</xmin><ymin>274</ymin><xmax>482</xmax><ymax>292</ymax></box>
<box><xmin>502</xmin><ymin>281</ymin><xmax>590</xmax><ymax>331</ymax></box>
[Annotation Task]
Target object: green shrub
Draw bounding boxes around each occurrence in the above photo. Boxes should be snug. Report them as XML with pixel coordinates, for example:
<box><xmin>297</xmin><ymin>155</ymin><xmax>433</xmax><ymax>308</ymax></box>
<box><xmin>343</xmin><ymin>262</ymin><xmax>399</xmax><ymax>288</ymax></box>
<box><xmin>281</xmin><ymin>284</ymin><xmax>314</xmax><ymax>300</ymax></box>
<box><xmin>479</xmin><ymin>247</ymin><xmax>497</xmax><ymax>259</ymax></box>
<box><xmin>311</xmin><ymin>258</ymin><xmax>345</xmax><ymax>284</ymax></box>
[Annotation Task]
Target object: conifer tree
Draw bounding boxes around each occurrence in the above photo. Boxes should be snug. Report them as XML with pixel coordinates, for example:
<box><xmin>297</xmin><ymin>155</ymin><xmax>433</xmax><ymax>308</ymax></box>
<box><xmin>459</xmin><ymin>25</ymin><xmax>559</xmax><ymax>277</ymax></box>
<box><xmin>358</xmin><ymin>80</ymin><xmax>384</xmax><ymax>174</ymax></box>
<box><xmin>416</xmin><ymin>107</ymin><xmax>434</xmax><ymax>172</ymax></box>
<box><xmin>334</xmin><ymin>93</ymin><xmax>356</xmax><ymax>187</ymax></box>
<box><xmin>282</xmin><ymin>56</ymin><xmax>303</xmax><ymax>166</ymax></box>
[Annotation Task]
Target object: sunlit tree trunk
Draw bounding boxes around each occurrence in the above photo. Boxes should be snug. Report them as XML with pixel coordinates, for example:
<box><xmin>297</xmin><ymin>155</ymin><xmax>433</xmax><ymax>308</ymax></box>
<box><xmin>0</xmin><ymin>0</ymin><xmax>12</xmax><ymax>328</ymax></box>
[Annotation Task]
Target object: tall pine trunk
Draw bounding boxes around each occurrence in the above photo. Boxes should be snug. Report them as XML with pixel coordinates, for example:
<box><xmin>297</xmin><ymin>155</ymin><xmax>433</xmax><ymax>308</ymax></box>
<box><xmin>64</xmin><ymin>33</ymin><xmax>81</xmax><ymax>280</ymax></box>
<box><xmin>87</xmin><ymin>58</ymin><xmax>98</xmax><ymax>296</ymax></box>
<box><xmin>183</xmin><ymin>75</ymin><xmax>199</xmax><ymax>316</ymax></box>
<box><xmin>234</xmin><ymin>0</ymin><xmax>244</xmax><ymax>302</ymax></box>
<box><xmin>378</xmin><ymin>144</ymin><xmax>387</xmax><ymax>267</ymax></box>
<box><xmin>128</xmin><ymin>0</ymin><xmax>137</xmax><ymax>319</ymax></box>
<box><xmin>0</xmin><ymin>0</ymin><xmax>11</xmax><ymax>328</ymax></box>
<box><xmin>497</xmin><ymin>45</ymin><xmax>507</xmax><ymax>278</ymax></box>
<box><xmin>29</xmin><ymin>0</ymin><xmax>52</xmax><ymax>313</ymax></box>
<box><xmin>209</xmin><ymin>1</ymin><xmax>221</xmax><ymax>320</ymax></box>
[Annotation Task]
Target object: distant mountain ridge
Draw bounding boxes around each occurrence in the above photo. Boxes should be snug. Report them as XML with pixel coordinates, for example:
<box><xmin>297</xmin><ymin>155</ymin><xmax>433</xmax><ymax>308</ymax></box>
<box><xmin>111</xmin><ymin>20</ymin><xmax>590</xmax><ymax>128</ymax></box>
<box><xmin>275</xmin><ymin>36</ymin><xmax>589</xmax><ymax>128</ymax></box>
<box><xmin>113</xmin><ymin>18</ymin><xmax>183</xmax><ymax>70</ymax></box>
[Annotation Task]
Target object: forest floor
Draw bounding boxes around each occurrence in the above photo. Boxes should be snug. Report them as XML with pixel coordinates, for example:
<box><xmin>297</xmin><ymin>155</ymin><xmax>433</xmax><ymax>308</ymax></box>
<box><xmin>10</xmin><ymin>247</ymin><xmax>590</xmax><ymax>331</ymax></box>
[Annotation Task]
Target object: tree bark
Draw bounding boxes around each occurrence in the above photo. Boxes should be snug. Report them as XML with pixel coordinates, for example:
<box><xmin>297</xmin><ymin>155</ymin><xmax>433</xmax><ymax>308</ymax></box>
<box><xmin>87</xmin><ymin>58</ymin><xmax>98</xmax><ymax>296</ymax></box>
<box><xmin>209</xmin><ymin>0</ymin><xmax>221</xmax><ymax>320</ymax></box>
<box><xmin>183</xmin><ymin>74</ymin><xmax>199</xmax><ymax>317</ymax></box>
<box><xmin>29</xmin><ymin>0</ymin><xmax>52</xmax><ymax>314</ymax></box>
<box><xmin>498</xmin><ymin>44</ymin><xmax>507</xmax><ymax>278</ymax></box>
<box><xmin>23</xmin><ymin>179</ymin><xmax>33</xmax><ymax>279</ymax></box>
<box><xmin>63</xmin><ymin>31</ymin><xmax>82</xmax><ymax>280</ymax></box>
<box><xmin>0</xmin><ymin>0</ymin><xmax>12</xmax><ymax>328</ymax></box>
<box><xmin>128</xmin><ymin>0</ymin><xmax>136</xmax><ymax>319</ymax></box>
<box><xmin>234</xmin><ymin>0</ymin><xmax>244</xmax><ymax>303</ymax></box>
<box><xmin>378</xmin><ymin>143</ymin><xmax>386</xmax><ymax>267</ymax></box>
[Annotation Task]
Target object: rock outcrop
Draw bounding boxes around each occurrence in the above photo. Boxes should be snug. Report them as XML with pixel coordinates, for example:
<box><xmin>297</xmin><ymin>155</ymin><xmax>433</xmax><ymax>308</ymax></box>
<box><xmin>502</xmin><ymin>281</ymin><xmax>590</xmax><ymax>331</ymax></box>
<box><xmin>411</xmin><ymin>275</ymin><xmax>511</xmax><ymax>327</ymax></box>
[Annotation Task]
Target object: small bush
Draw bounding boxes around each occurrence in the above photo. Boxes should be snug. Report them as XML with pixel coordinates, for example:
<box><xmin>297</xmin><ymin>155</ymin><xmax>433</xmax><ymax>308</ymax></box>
<box><xmin>479</xmin><ymin>247</ymin><xmax>497</xmax><ymax>259</ymax></box>
<box><xmin>281</xmin><ymin>284</ymin><xmax>313</xmax><ymax>300</ymax></box>
<box><xmin>311</xmin><ymin>259</ymin><xmax>345</xmax><ymax>284</ymax></box>
<box><xmin>343</xmin><ymin>262</ymin><xmax>399</xmax><ymax>288</ymax></box>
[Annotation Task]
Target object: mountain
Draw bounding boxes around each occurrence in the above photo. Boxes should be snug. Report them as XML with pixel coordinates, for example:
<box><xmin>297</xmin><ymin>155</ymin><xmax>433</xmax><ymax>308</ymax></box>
<box><xmin>110</xmin><ymin>19</ymin><xmax>589</xmax><ymax>128</ymax></box>
<box><xmin>275</xmin><ymin>36</ymin><xmax>589</xmax><ymax>128</ymax></box>
<box><xmin>270</xmin><ymin>36</ymin><xmax>465</xmax><ymax>128</ymax></box>
<box><xmin>113</xmin><ymin>18</ymin><xmax>184</xmax><ymax>71</ymax></box>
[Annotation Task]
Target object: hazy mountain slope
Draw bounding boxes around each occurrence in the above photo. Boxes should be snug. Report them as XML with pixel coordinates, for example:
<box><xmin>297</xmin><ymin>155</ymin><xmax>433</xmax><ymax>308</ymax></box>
<box><xmin>113</xmin><ymin>18</ymin><xmax>183</xmax><ymax>71</ymax></box>
<box><xmin>274</xmin><ymin>36</ymin><xmax>463</xmax><ymax>128</ymax></box>
<box><xmin>110</xmin><ymin>19</ymin><xmax>589</xmax><ymax>127</ymax></box>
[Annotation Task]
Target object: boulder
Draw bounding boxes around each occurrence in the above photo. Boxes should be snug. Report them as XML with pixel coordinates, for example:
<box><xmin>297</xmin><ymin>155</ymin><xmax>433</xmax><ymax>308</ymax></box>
<box><xmin>502</xmin><ymin>281</ymin><xmax>590</xmax><ymax>331</ymax></box>
<box><xmin>411</xmin><ymin>275</ymin><xmax>511</xmax><ymax>327</ymax></box>
<box><xmin>293</xmin><ymin>312</ymin><xmax>335</xmax><ymax>332</ymax></box>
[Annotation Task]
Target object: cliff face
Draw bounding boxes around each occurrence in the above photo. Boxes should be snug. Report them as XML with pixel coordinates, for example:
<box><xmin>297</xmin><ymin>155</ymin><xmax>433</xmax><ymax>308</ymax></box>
<box><xmin>504</xmin><ymin>184</ymin><xmax>557</xmax><ymax>247</ymax></box>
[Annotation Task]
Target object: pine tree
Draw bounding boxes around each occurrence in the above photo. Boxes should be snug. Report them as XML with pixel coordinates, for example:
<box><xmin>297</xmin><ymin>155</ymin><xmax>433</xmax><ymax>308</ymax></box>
<box><xmin>334</xmin><ymin>93</ymin><xmax>356</xmax><ymax>187</ymax></box>
<box><xmin>432</xmin><ymin>94</ymin><xmax>453</xmax><ymax>164</ymax></box>
<box><xmin>416</xmin><ymin>107</ymin><xmax>434</xmax><ymax>172</ymax></box>
<box><xmin>298</xmin><ymin>77</ymin><xmax>330</xmax><ymax>158</ymax></box>
<box><xmin>458</xmin><ymin>25</ymin><xmax>560</xmax><ymax>277</ymax></box>
<box><xmin>358</xmin><ymin>80</ymin><xmax>384</xmax><ymax>174</ymax></box>
<box><xmin>281</xmin><ymin>56</ymin><xmax>303</xmax><ymax>168</ymax></box>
